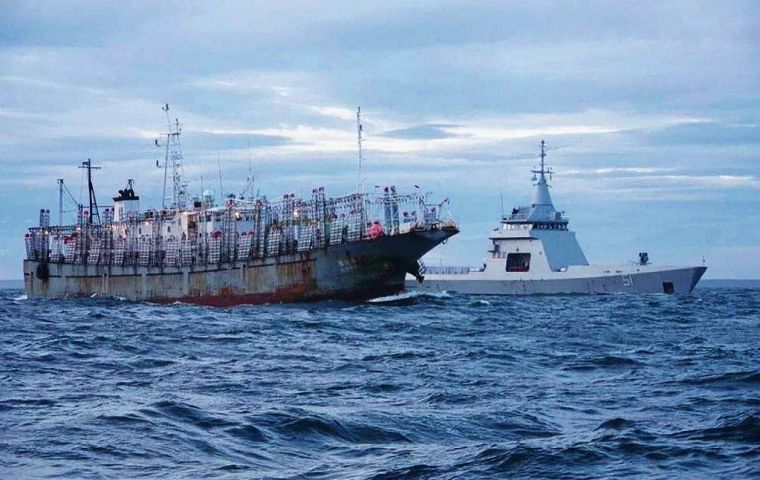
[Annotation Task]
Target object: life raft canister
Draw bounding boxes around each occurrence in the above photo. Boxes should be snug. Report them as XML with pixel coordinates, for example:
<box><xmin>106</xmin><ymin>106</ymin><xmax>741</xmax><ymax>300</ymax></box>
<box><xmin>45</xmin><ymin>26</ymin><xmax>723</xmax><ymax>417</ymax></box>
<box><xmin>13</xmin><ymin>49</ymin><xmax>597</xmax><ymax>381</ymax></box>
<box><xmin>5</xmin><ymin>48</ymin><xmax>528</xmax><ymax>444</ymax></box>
<box><xmin>35</xmin><ymin>262</ymin><xmax>49</xmax><ymax>280</ymax></box>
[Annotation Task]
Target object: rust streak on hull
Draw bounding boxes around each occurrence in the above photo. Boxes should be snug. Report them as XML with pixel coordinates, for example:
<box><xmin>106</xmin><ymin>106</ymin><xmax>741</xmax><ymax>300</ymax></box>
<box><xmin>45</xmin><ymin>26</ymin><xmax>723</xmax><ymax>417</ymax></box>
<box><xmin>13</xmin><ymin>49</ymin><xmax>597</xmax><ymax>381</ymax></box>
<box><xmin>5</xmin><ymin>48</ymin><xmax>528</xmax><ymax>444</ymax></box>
<box><xmin>24</xmin><ymin>228</ymin><xmax>456</xmax><ymax>305</ymax></box>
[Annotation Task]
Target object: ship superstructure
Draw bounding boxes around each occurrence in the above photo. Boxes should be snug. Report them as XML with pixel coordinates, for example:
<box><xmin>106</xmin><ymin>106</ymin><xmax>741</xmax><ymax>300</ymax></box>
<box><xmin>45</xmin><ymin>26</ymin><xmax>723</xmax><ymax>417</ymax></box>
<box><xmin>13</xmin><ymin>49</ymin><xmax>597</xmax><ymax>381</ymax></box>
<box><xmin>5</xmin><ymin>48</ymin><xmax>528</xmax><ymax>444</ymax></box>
<box><xmin>409</xmin><ymin>141</ymin><xmax>706</xmax><ymax>295</ymax></box>
<box><xmin>23</xmin><ymin>107</ymin><xmax>458</xmax><ymax>304</ymax></box>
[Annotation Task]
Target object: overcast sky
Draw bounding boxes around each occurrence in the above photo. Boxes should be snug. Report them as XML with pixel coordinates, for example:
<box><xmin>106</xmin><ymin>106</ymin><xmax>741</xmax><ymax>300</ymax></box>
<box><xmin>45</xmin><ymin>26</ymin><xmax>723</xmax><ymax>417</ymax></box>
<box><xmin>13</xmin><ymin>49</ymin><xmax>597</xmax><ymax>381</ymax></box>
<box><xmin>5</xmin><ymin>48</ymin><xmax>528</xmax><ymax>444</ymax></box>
<box><xmin>1</xmin><ymin>1</ymin><xmax>758</xmax><ymax>279</ymax></box>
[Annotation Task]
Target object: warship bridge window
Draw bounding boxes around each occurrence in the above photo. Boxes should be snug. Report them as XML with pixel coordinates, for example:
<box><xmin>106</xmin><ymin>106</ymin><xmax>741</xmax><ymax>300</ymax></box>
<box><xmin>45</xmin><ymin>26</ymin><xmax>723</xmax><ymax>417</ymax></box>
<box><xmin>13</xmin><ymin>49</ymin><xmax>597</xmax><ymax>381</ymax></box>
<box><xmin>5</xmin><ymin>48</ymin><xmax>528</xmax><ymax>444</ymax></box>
<box><xmin>506</xmin><ymin>253</ymin><xmax>531</xmax><ymax>272</ymax></box>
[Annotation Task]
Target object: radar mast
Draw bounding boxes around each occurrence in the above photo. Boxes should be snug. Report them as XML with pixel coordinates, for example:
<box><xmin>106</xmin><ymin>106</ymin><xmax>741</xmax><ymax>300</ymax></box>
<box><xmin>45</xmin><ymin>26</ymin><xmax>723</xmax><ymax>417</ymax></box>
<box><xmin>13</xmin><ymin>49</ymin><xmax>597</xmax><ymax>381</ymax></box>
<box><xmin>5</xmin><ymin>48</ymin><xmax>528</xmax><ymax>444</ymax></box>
<box><xmin>532</xmin><ymin>140</ymin><xmax>553</xmax><ymax>185</ymax></box>
<box><xmin>530</xmin><ymin>140</ymin><xmax>555</xmax><ymax>208</ymax></box>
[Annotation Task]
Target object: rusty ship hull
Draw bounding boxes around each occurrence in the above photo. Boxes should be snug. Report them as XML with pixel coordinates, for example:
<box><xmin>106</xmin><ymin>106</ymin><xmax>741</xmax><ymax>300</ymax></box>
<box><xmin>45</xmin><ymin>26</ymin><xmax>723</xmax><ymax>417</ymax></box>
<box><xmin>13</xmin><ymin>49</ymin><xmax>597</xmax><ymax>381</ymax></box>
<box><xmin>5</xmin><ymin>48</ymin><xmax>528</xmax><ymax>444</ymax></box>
<box><xmin>24</xmin><ymin>227</ymin><xmax>455</xmax><ymax>306</ymax></box>
<box><xmin>22</xmin><ymin>105</ymin><xmax>459</xmax><ymax>306</ymax></box>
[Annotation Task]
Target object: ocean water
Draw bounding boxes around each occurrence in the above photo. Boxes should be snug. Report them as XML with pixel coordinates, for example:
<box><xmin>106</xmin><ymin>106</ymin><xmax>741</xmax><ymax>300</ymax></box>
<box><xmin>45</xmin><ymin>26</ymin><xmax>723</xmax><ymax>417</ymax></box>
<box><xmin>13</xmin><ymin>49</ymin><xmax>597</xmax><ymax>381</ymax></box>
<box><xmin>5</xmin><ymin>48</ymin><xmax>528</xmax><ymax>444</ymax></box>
<box><xmin>1</xmin><ymin>287</ymin><xmax>758</xmax><ymax>479</ymax></box>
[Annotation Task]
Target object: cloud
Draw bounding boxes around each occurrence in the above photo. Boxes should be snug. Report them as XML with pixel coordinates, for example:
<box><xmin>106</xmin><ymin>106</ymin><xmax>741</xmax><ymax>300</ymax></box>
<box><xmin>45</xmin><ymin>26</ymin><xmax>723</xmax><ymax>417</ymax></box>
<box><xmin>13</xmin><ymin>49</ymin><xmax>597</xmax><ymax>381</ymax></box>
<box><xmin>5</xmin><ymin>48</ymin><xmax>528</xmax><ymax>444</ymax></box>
<box><xmin>381</xmin><ymin>124</ymin><xmax>462</xmax><ymax>140</ymax></box>
<box><xmin>308</xmin><ymin>105</ymin><xmax>357</xmax><ymax>121</ymax></box>
<box><xmin>182</xmin><ymin>71</ymin><xmax>301</xmax><ymax>98</ymax></box>
<box><xmin>643</xmin><ymin>121</ymin><xmax>760</xmax><ymax>146</ymax></box>
<box><xmin>0</xmin><ymin>1</ymin><xmax>759</xmax><ymax>277</ymax></box>
<box><xmin>182</xmin><ymin>132</ymin><xmax>291</xmax><ymax>151</ymax></box>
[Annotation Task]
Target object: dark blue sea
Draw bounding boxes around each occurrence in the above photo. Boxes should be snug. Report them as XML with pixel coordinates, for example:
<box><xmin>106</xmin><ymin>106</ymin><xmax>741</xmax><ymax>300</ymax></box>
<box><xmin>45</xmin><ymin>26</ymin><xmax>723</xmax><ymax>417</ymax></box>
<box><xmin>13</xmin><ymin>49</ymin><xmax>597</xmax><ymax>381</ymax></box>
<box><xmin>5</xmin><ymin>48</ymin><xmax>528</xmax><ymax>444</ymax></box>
<box><xmin>1</xmin><ymin>284</ymin><xmax>759</xmax><ymax>479</ymax></box>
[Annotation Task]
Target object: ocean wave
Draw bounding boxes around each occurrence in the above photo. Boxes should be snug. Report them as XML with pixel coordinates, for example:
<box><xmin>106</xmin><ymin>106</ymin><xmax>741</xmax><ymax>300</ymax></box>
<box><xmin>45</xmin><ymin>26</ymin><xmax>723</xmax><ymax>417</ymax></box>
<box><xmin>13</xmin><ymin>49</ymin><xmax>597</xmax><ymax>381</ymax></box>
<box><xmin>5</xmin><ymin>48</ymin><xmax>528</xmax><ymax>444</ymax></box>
<box><xmin>562</xmin><ymin>354</ymin><xmax>643</xmax><ymax>371</ymax></box>
<box><xmin>140</xmin><ymin>400</ymin><xmax>236</xmax><ymax>431</ymax></box>
<box><xmin>595</xmin><ymin>417</ymin><xmax>636</xmax><ymax>430</ymax></box>
<box><xmin>673</xmin><ymin>413</ymin><xmax>760</xmax><ymax>443</ymax></box>
<box><xmin>251</xmin><ymin>409</ymin><xmax>413</xmax><ymax>445</ymax></box>
<box><xmin>687</xmin><ymin>370</ymin><xmax>760</xmax><ymax>386</ymax></box>
<box><xmin>420</xmin><ymin>391</ymin><xmax>478</xmax><ymax>405</ymax></box>
<box><xmin>1</xmin><ymin>286</ymin><xmax>759</xmax><ymax>478</ymax></box>
<box><xmin>448</xmin><ymin>443</ymin><xmax>608</xmax><ymax>478</ymax></box>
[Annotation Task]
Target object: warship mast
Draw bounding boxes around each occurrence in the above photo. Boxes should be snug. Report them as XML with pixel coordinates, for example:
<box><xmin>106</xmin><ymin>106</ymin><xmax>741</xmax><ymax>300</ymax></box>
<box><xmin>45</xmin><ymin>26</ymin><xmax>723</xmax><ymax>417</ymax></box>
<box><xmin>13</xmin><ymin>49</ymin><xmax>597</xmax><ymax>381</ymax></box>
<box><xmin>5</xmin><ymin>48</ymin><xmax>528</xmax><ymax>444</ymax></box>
<box><xmin>531</xmin><ymin>139</ymin><xmax>554</xmax><ymax>209</ymax></box>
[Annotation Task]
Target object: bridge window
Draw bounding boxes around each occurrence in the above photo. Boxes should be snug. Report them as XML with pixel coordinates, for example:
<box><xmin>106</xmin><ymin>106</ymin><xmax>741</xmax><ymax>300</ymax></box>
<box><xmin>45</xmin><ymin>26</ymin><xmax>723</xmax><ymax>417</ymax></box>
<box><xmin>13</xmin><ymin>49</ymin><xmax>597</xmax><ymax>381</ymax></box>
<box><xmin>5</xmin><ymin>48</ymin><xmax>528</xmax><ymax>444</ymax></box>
<box><xmin>506</xmin><ymin>253</ymin><xmax>531</xmax><ymax>272</ymax></box>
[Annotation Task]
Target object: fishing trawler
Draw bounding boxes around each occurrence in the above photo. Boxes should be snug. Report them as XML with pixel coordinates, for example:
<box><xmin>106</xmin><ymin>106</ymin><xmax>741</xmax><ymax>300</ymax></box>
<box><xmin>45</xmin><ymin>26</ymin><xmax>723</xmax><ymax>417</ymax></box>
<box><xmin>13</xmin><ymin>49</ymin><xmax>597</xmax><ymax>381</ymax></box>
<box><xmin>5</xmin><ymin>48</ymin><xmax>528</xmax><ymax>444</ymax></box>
<box><xmin>408</xmin><ymin>141</ymin><xmax>706</xmax><ymax>295</ymax></box>
<box><xmin>23</xmin><ymin>106</ymin><xmax>457</xmax><ymax>305</ymax></box>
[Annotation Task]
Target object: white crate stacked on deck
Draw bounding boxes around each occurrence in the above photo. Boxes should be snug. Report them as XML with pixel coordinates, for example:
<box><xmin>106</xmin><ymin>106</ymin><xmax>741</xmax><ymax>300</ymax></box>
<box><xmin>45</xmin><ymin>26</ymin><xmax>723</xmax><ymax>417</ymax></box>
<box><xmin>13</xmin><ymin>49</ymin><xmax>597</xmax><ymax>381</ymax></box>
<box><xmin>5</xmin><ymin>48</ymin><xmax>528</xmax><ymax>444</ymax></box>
<box><xmin>208</xmin><ymin>234</ymin><xmax>221</xmax><ymax>264</ymax></box>
<box><xmin>297</xmin><ymin>224</ymin><xmax>314</xmax><ymax>252</ymax></box>
<box><xmin>25</xmin><ymin>234</ymin><xmax>35</xmax><ymax>260</ymax></box>
<box><xmin>283</xmin><ymin>225</ymin><xmax>296</xmax><ymax>254</ymax></box>
<box><xmin>266</xmin><ymin>228</ymin><xmax>281</xmax><ymax>257</ymax></box>
<box><xmin>180</xmin><ymin>240</ymin><xmax>192</xmax><ymax>266</ymax></box>
<box><xmin>256</xmin><ymin>227</ymin><xmax>267</xmax><ymax>258</ymax></box>
<box><xmin>76</xmin><ymin>234</ymin><xmax>87</xmax><ymax>264</ymax></box>
<box><xmin>113</xmin><ymin>239</ymin><xmax>125</xmax><ymax>265</ymax></box>
<box><xmin>50</xmin><ymin>236</ymin><xmax>63</xmax><ymax>262</ymax></box>
<box><xmin>309</xmin><ymin>195</ymin><xmax>326</xmax><ymax>248</ymax></box>
<box><xmin>237</xmin><ymin>232</ymin><xmax>252</xmax><ymax>260</ymax></box>
<box><xmin>346</xmin><ymin>213</ymin><xmax>362</xmax><ymax>241</ymax></box>
<box><xmin>63</xmin><ymin>238</ymin><xmax>76</xmax><ymax>263</ymax></box>
<box><xmin>315</xmin><ymin>225</ymin><xmax>326</xmax><ymax>248</ymax></box>
<box><xmin>138</xmin><ymin>239</ymin><xmax>151</xmax><ymax>266</ymax></box>
<box><xmin>164</xmin><ymin>239</ymin><xmax>178</xmax><ymax>267</ymax></box>
<box><xmin>87</xmin><ymin>238</ymin><xmax>101</xmax><ymax>264</ymax></box>
<box><xmin>330</xmin><ymin>218</ymin><xmax>345</xmax><ymax>245</ymax></box>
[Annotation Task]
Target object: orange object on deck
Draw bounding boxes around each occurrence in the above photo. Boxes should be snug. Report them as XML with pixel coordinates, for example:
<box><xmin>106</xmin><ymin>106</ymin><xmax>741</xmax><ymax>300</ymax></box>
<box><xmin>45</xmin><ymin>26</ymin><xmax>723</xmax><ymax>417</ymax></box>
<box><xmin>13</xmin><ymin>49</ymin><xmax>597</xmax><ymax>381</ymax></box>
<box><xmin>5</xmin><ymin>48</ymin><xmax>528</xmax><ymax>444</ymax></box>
<box><xmin>368</xmin><ymin>221</ymin><xmax>385</xmax><ymax>239</ymax></box>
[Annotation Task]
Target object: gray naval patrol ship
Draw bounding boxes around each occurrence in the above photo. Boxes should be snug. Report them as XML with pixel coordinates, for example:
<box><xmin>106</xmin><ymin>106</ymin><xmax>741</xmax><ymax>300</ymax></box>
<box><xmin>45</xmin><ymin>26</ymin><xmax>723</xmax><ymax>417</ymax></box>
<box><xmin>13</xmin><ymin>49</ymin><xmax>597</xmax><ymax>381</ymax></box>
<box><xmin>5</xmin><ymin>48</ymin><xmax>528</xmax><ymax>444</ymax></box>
<box><xmin>408</xmin><ymin>141</ymin><xmax>706</xmax><ymax>295</ymax></box>
<box><xmin>23</xmin><ymin>106</ymin><xmax>457</xmax><ymax>305</ymax></box>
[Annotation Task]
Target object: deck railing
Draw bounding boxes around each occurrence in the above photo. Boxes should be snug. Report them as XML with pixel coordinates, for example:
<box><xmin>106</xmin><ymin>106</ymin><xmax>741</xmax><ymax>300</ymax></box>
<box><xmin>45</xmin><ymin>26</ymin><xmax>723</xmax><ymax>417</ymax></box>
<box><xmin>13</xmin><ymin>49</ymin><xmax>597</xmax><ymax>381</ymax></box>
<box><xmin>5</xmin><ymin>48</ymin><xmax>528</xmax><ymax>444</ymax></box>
<box><xmin>26</xmin><ymin>189</ymin><xmax>453</xmax><ymax>267</ymax></box>
<box><xmin>424</xmin><ymin>266</ymin><xmax>477</xmax><ymax>275</ymax></box>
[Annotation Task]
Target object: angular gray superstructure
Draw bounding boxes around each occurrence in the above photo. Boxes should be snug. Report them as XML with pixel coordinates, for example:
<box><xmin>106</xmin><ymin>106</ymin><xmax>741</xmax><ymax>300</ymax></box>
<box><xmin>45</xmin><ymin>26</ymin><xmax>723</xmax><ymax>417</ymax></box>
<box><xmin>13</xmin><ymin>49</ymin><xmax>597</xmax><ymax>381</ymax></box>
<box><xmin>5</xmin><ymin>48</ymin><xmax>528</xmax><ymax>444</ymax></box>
<box><xmin>408</xmin><ymin>141</ymin><xmax>706</xmax><ymax>295</ymax></box>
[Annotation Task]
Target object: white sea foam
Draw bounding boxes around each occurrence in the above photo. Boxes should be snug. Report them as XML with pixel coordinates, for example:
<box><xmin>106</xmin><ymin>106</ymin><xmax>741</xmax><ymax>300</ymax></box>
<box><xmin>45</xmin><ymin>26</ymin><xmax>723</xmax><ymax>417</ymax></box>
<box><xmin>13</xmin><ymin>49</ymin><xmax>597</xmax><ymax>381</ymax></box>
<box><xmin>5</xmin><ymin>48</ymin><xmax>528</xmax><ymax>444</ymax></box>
<box><xmin>368</xmin><ymin>290</ymin><xmax>452</xmax><ymax>303</ymax></box>
<box><xmin>368</xmin><ymin>291</ymin><xmax>420</xmax><ymax>303</ymax></box>
<box><xmin>426</xmin><ymin>291</ymin><xmax>453</xmax><ymax>299</ymax></box>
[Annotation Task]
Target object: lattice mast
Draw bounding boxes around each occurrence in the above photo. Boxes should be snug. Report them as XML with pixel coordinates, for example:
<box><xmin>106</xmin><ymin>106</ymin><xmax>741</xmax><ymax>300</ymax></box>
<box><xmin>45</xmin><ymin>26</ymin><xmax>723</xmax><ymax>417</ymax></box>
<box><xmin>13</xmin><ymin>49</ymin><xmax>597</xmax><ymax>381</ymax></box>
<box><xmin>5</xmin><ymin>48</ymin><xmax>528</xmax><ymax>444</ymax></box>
<box><xmin>356</xmin><ymin>106</ymin><xmax>363</xmax><ymax>195</ymax></box>
<box><xmin>78</xmin><ymin>158</ymin><xmax>101</xmax><ymax>224</ymax></box>
<box><xmin>156</xmin><ymin>104</ymin><xmax>187</xmax><ymax>209</ymax></box>
<box><xmin>355</xmin><ymin>106</ymin><xmax>368</xmax><ymax>236</ymax></box>
<box><xmin>58</xmin><ymin>179</ymin><xmax>64</xmax><ymax>226</ymax></box>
